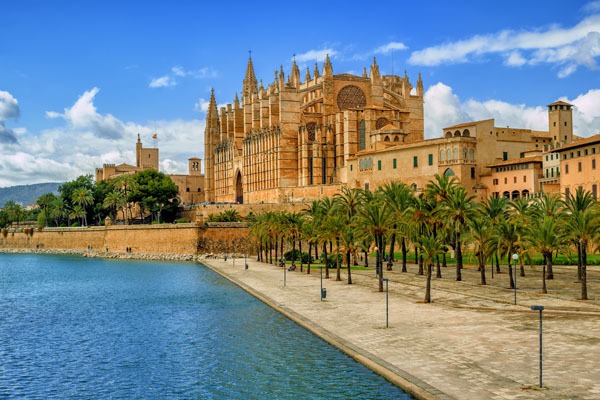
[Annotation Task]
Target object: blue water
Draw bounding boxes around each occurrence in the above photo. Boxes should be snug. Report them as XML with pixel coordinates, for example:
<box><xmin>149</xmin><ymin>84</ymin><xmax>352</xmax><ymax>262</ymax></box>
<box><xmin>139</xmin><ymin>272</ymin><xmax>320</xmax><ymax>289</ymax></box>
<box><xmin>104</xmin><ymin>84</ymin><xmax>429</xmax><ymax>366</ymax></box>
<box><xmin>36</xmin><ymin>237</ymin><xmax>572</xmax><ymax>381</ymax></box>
<box><xmin>0</xmin><ymin>254</ymin><xmax>411</xmax><ymax>399</ymax></box>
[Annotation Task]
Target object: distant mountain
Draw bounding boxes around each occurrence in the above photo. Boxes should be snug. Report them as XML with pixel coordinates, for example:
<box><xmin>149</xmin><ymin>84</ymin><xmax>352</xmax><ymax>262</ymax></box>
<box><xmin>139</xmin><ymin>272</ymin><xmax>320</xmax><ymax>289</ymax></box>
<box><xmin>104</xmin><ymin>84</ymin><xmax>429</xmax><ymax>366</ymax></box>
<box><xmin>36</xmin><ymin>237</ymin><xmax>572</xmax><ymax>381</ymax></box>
<box><xmin>0</xmin><ymin>182</ymin><xmax>63</xmax><ymax>207</ymax></box>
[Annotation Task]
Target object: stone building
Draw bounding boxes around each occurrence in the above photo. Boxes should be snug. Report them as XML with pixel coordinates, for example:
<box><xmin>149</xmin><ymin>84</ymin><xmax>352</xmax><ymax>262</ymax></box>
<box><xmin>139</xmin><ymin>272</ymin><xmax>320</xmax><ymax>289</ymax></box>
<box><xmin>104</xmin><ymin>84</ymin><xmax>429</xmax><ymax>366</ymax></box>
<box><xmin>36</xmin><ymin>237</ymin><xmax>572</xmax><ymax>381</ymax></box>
<box><xmin>204</xmin><ymin>55</ymin><xmax>424</xmax><ymax>204</ymax></box>
<box><xmin>203</xmin><ymin>55</ymin><xmax>578</xmax><ymax>204</ymax></box>
<box><xmin>553</xmin><ymin>133</ymin><xmax>600</xmax><ymax>198</ymax></box>
<box><xmin>95</xmin><ymin>135</ymin><xmax>205</xmax><ymax>205</ymax></box>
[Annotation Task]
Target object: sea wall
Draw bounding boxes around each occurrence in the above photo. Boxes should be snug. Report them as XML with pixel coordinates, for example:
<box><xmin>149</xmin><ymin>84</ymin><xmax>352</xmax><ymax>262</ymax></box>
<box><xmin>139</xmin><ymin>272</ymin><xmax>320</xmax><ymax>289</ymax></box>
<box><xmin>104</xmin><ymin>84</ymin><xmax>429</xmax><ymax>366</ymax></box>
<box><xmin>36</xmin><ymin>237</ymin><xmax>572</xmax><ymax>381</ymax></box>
<box><xmin>0</xmin><ymin>223</ymin><xmax>250</xmax><ymax>255</ymax></box>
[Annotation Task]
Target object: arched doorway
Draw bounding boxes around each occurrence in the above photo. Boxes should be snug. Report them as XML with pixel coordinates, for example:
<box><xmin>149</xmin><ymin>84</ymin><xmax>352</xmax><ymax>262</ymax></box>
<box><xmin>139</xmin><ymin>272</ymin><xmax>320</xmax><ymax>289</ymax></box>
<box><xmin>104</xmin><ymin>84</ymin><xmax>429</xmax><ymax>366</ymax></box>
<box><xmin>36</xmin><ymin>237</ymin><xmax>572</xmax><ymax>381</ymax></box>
<box><xmin>235</xmin><ymin>171</ymin><xmax>243</xmax><ymax>204</ymax></box>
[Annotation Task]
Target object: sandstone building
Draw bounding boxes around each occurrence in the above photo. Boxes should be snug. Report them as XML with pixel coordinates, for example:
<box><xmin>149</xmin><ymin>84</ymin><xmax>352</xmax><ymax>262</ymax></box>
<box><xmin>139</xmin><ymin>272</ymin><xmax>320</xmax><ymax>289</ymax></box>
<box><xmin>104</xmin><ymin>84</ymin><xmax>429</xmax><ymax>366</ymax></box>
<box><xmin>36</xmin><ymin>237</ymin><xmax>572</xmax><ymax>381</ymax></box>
<box><xmin>203</xmin><ymin>56</ymin><xmax>579</xmax><ymax>204</ymax></box>
<box><xmin>95</xmin><ymin>135</ymin><xmax>205</xmax><ymax>205</ymax></box>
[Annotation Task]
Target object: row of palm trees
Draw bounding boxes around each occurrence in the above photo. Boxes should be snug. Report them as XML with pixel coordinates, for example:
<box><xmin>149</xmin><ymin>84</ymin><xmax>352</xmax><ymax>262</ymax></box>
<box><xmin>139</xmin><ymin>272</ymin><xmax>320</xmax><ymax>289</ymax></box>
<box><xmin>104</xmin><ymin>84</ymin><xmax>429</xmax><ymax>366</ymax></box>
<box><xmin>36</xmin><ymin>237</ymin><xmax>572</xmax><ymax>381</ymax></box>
<box><xmin>248</xmin><ymin>175</ymin><xmax>600</xmax><ymax>302</ymax></box>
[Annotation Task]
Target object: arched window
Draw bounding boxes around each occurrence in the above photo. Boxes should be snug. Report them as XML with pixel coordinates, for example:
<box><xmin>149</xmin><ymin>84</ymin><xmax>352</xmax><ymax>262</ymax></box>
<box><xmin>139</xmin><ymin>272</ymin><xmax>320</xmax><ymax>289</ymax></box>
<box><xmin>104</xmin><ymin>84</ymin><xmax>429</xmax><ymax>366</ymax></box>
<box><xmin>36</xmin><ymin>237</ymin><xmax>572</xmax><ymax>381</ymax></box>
<box><xmin>440</xmin><ymin>149</ymin><xmax>445</xmax><ymax>161</ymax></box>
<box><xmin>503</xmin><ymin>191</ymin><xmax>510</xmax><ymax>199</ymax></box>
<box><xmin>393</xmin><ymin>136</ymin><xmax>400</xmax><ymax>142</ymax></box>
<box><xmin>462</xmin><ymin>148</ymin><xmax>467</xmax><ymax>160</ymax></box>
<box><xmin>445</xmin><ymin>132</ymin><xmax>452</xmax><ymax>138</ymax></box>
<box><xmin>512</xmin><ymin>190</ymin><xmax>520</xmax><ymax>200</ymax></box>
<box><xmin>384</xmin><ymin>136</ymin><xmax>390</xmax><ymax>142</ymax></box>
<box><xmin>469</xmin><ymin>148</ymin><xmax>475</xmax><ymax>160</ymax></box>
<box><xmin>522</xmin><ymin>190</ymin><xmax>530</xmax><ymax>198</ymax></box>
<box><xmin>453</xmin><ymin>148</ymin><xmax>458</xmax><ymax>160</ymax></box>
<box><xmin>359</xmin><ymin>120</ymin><xmax>366</xmax><ymax>151</ymax></box>
<box><xmin>447</xmin><ymin>149</ymin><xmax>451</xmax><ymax>160</ymax></box>
<box><xmin>454</xmin><ymin>130</ymin><xmax>461</xmax><ymax>137</ymax></box>
<box><xmin>411</xmin><ymin>183</ymin><xmax>418</xmax><ymax>191</ymax></box>
<box><xmin>444</xmin><ymin>168</ymin><xmax>455</xmax><ymax>176</ymax></box>
<box><xmin>463</xmin><ymin>129</ymin><xmax>470</xmax><ymax>137</ymax></box>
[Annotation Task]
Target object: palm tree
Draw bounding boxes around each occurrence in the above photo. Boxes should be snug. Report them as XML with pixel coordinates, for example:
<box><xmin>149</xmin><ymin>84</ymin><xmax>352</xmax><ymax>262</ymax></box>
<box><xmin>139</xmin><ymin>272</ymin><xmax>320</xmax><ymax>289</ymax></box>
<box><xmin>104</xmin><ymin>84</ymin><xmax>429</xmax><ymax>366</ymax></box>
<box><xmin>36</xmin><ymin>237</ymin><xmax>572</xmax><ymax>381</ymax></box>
<box><xmin>417</xmin><ymin>228</ymin><xmax>445</xmax><ymax>303</ymax></box>
<box><xmin>468</xmin><ymin>215</ymin><xmax>495</xmax><ymax>285</ymax></box>
<box><xmin>437</xmin><ymin>186</ymin><xmax>477</xmax><ymax>281</ymax></box>
<box><xmin>528</xmin><ymin>215</ymin><xmax>566</xmax><ymax>294</ymax></box>
<box><xmin>72</xmin><ymin>187</ymin><xmax>94</xmax><ymax>226</ymax></box>
<box><xmin>531</xmin><ymin>193</ymin><xmax>565</xmax><ymax>279</ymax></box>
<box><xmin>51</xmin><ymin>197</ymin><xmax>68</xmax><ymax>227</ymax></box>
<box><xmin>493</xmin><ymin>220</ymin><xmax>521</xmax><ymax>289</ymax></box>
<box><xmin>564</xmin><ymin>188</ymin><xmax>599</xmax><ymax>300</ymax></box>
<box><xmin>480</xmin><ymin>196</ymin><xmax>509</xmax><ymax>274</ymax></box>
<box><xmin>354</xmin><ymin>192</ymin><xmax>395</xmax><ymax>292</ymax></box>
<box><xmin>69</xmin><ymin>205</ymin><xmax>86</xmax><ymax>226</ymax></box>
<box><xmin>379</xmin><ymin>182</ymin><xmax>413</xmax><ymax>271</ymax></box>
<box><xmin>103</xmin><ymin>190</ymin><xmax>125</xmax><ymax>222</ymax></box>
<box><xmin>37</xmin><ymin>193</ymin><xmax>57</xmax><ymax>227</ymax></box>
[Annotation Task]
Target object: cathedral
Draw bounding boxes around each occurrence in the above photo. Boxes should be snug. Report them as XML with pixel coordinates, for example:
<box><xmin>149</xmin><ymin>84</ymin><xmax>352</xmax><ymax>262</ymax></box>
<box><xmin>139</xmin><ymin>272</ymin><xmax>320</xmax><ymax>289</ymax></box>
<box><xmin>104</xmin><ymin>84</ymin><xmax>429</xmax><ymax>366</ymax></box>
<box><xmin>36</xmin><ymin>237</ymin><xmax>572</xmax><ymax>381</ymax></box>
<box><xmin>204</xmin><ymin>55</ymin><xmax>424</xmax><ymax>204</ymax></box>
<box><xmin>204</xmin><ymin>55</ymin><xmax>576</xmax><ymax>205</ymax></box>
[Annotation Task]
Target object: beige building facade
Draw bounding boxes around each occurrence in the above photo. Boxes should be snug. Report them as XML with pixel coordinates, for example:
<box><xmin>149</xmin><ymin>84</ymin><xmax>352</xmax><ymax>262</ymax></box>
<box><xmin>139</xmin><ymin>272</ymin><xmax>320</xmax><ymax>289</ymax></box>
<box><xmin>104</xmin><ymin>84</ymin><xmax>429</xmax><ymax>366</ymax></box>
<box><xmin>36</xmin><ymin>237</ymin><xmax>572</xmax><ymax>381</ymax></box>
<box><xmin>555</xmin><ymin>133</ymin><xmax>600</xmax><ymax>198</ymax></box>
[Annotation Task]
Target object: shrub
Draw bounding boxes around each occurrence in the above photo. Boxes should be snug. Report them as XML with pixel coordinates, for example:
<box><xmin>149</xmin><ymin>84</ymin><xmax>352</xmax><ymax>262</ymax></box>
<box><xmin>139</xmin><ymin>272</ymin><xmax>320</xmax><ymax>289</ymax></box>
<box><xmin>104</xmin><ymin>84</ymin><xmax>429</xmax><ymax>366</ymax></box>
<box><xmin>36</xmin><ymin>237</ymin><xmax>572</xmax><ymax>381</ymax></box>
<box><xmin>284</xmin><ymin>250</ymin><xmax>313</xmax><ymax>263</ymax></box>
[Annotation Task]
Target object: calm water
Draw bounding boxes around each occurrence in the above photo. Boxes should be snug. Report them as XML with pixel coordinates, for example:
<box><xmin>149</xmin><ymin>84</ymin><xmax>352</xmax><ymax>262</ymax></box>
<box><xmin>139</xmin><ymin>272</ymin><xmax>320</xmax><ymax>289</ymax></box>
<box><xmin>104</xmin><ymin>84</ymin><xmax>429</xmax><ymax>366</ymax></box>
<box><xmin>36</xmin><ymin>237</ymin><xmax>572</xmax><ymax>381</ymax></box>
<box><xmin>0</xmin><ymin>254</ymin><xmax>411</xmax><ymax>399</ymax></box>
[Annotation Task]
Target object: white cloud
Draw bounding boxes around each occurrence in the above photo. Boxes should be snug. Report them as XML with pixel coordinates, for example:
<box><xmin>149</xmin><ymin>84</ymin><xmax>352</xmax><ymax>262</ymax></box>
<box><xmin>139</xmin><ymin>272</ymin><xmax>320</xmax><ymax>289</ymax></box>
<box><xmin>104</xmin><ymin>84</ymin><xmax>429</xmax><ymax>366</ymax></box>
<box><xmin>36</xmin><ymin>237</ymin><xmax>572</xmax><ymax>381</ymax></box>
<box><xmin>149</xmin><ymin>75</ymin><xmax>176</xmax><ymax>88</ymax></box>
<box><xmin>46</xmin><ymin>87</ymin><xmax>126</xmax><ymax>139</ymax></box>
<box><xmin>584</xmin><ymin>1</ymin><xmax>600</xmax><ymax>13</ymax></box>
<box><xmin>0</xmin><ymin>90</ymin><xmax>20</xmax><ymax>120</ymax></box>
<box><xmin>423</xmin><ymin>83</ymin><xmax>600</xmax><ymax>139</ymax></box>
<box><xmin>295</xmin><ymin>49</ymin><xmax>336</xmax><ymax>63</ymax></box>
<box><xmin>374</xmin><ymin>42</ymin><xmax>408</xmax><ymax>54</ymax></box>
<box><xmin>0</xmin><ymin>89</ymin><xmax>205</xmax><ymax>187</ymax></box>
<box><xmin>409</xmin><ymin>14</ymin><xmax>600</xmax><ymax>77</ymax></box>
<box><xmin>194</xmin><ymin>98</ymin><xmax>210</xmax><ymax>113</ymax></box>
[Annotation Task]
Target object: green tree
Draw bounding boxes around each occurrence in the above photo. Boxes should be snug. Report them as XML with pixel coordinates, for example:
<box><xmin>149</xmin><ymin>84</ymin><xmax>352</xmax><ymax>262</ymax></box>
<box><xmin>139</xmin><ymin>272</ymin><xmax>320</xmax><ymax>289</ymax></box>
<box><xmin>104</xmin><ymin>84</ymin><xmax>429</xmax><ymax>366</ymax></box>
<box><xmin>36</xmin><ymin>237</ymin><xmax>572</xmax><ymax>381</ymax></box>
<box><xmin>36</xmin><ymin>192</ymin><xmax>57</xmax><ymax>227</ymax></box>
<box><xmin>72</xmin><ymin>187</ymin><xmax>94</xmax><ymax>226</ymax></box>
<box><xmin>128</xmin><ymin>169</ymin><xmax>179</xmax><ymax>223</ymax></box>
<box><xmin>103</xmin><ymin>190</ymin><xmax>125</xmax><ymax>222</ymax></box>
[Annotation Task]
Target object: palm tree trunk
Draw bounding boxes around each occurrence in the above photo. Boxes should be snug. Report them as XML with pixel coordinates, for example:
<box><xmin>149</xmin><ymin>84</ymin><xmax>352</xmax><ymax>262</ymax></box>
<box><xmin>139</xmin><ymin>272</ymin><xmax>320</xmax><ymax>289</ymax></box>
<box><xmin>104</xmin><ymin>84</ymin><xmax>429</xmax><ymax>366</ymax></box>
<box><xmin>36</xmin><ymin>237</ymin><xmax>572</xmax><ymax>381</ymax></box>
<box><xmin>401</xmin><ymin>239</ymin><xmax>407</xmax><ymax>272</ymax></box>
<box><xmin>418</xmin><ymin>254</ymin><xmax>424</xmax><ymax>275</ymax></box>
<box><xmin>442</xmin><ymin>252</ymin><xmax>447</xmax><ymax>268</ymax></box>
<box><xmin>389</xmin><ymin>232</ymin><xmax>396</xmax><ymax>262</ymax></box>
<box><xmin>479</xmin><ymin>254</ymin><xmax>487</xmax><ymax>285</ymax></box>
<box><xmin>307</xmin><ymin>243</ymin><xmax>312</xmax><ymax>274</ymax></box>
<box><xmin>542</xmin><ymin>252</ymin><xmax>549</xmax><ymax>294</ymax></box>
<box><xmin>520</xmin><ymin>260</ymin><xmax>525</xmax><ymax>277</ymax></box>
<box><xmin>323</xmin><ymin>243</ymin><xmax>330</xmax><ymax>279</ymax></box>
<box><xmin>378</xmin><ymin>235</ymin><xmax>384</xmax><ymax>292</ymax></box>
<box><xmin>363</xmin><ymin>249</ymin><xmax>369</xmax><ymax>267</ymax></box>
<box><xmin>299</xmin><ymin>240</ymin><xmax>303</xmax><ymax>272</ymax></box>
<box><xmin>495</xmin><ymin>254</ymin><xmax>501</xmax><ymax>273</ymax></box>
<box><xmin>581</xmin><ymin>241</ymin><xmax>588</xmax><ymax>300</ymax></box>
<box><xmin>335</xmin><ymin>239</ymin><xmax>341</xmax><ymax>281</ymax></box>
<box><xmin>547</xmin><ymin>252</ymin><xmax>554</xmax><ymax>280</ymax></box>
<box><xmin>436</xmin><ymin>255</ymin><xmax>441</xmax><ymax>278</ymax></box>
<box><xmin>455</xmin><ymin>231</ymin><xmax>462</xmax><ymax>281</ymax></box>
<box><xmin>347</xmin><ymin>250</ymin><xmax>353</xmax><ymax>285</ymax></box>
<box><xmin>425</xmin><ymin>262</ymin><xmax>432</xmax><ymax>303</ymax></box>
<box><xmin>414</xmin><ymin>245</ymin><xmax>419</xmax><ymax>264</ymax></box>
<box><xmin>508</xmin><ymin>263</ymin><xmax>515</xmax><ymax>289</ymax></box>
<box><xmin>577</xmin><ymin>242</ymin><xmax>583</xmax><ymax>281</ymax></box>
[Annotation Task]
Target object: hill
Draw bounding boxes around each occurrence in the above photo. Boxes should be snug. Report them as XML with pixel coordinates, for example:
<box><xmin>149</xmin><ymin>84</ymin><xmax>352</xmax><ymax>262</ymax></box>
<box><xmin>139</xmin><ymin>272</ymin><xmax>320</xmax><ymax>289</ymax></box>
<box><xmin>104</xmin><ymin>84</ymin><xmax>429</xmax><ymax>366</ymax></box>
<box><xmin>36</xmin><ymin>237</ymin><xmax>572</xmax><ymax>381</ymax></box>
<box><xmin>0</xmin><ymin>182</ymin><xmax>62</xmax><ymax>207</ymax></box>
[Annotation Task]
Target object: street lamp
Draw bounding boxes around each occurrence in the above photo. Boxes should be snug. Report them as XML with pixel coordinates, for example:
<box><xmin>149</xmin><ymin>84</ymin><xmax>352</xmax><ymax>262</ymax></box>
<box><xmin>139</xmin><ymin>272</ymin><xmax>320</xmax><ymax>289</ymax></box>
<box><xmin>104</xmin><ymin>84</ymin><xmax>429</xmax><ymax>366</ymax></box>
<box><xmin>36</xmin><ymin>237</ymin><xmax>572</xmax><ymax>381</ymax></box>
<box><xmin>512</xmin><ymin>253</ymin><xmax>519</xmax><ymax>304</ymax></box>
<box><xmin>283</xmin><ymin>256</ymin><xmax>286</xmax><ymax>287</ymax></box>
<box><xmin>320</xmin><ymin>265</ymin><xmax>326</xmax><ymax>301</ymax></box>
<box><xmin>245</xmin><ymin>252</ymin><xmax>248</xmax><ymax>270</ymax></box>
<box><xmin>531</xmin><ymin>305</ymin><xmax>544</xmax><ymax>388</ymax></box>
<box><xmin>382</xmin><ymin>278</ymin><xmax>390</xmax><ymax>328</ymax></box>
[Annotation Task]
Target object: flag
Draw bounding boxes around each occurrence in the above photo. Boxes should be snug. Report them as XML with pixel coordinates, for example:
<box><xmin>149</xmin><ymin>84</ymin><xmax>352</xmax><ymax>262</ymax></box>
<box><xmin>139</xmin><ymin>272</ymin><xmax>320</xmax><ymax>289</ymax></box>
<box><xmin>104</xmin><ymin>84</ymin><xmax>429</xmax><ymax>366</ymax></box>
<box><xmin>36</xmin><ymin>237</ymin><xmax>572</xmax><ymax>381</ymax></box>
<box><xmin>152</xmin><ymin>133</ymin><xmax>157</xmax><ymax>139</ymax></box>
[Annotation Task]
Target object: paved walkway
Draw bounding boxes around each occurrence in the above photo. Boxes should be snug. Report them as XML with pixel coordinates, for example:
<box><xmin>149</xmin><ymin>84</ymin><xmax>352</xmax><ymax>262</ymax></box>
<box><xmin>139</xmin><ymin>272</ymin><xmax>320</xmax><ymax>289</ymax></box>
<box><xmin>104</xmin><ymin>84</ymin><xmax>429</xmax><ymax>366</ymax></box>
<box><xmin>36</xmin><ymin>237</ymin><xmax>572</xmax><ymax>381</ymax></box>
<box><xmin>201</xmin><ymin>256</ymin><xmax>600</xmax><ymax>400</ymax></box>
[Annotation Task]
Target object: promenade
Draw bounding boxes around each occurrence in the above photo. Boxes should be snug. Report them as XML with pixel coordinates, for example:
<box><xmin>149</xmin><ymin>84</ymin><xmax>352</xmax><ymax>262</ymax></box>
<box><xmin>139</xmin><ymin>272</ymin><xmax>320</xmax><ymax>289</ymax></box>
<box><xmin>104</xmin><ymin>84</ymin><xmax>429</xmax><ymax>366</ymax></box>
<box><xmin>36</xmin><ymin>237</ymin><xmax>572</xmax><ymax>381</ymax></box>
<box><xmin>202</xmin><ymin>256</ymin><xmax>600</xmax><ymax>400</ymax></box>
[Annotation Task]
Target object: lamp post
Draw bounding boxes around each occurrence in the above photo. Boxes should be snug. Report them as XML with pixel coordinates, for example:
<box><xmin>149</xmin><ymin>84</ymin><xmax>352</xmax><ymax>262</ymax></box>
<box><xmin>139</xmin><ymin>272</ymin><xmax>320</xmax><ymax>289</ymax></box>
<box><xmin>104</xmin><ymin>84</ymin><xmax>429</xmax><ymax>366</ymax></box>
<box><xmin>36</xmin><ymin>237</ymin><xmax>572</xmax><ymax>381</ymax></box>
<box><xmin>531</xmin><ymin>305</ymin><xmax>544</xmax><ymax>388</ymax></box>
<box><xmin>283</xmin><ymin>257</ymin><xmax>286</xmax><ymax>288</ymax></box>
<box><xmin>245</xmin><ymin>252</ymin><xmax>248</xmax><ymax>270</ymax></box>
<box><xmin>320</xmin><ymin>265</ymin><xmax>326</xmax><ymax>301</ymax></box>
<box><xmin>383</xmin><ymin>278</ymin><xmax>390</xmax><ymax>328</ymax></box>
<box><xmin>512</xmin><ymin>253</ymin><xmax>518</xmax><ymax>304</ymax></box>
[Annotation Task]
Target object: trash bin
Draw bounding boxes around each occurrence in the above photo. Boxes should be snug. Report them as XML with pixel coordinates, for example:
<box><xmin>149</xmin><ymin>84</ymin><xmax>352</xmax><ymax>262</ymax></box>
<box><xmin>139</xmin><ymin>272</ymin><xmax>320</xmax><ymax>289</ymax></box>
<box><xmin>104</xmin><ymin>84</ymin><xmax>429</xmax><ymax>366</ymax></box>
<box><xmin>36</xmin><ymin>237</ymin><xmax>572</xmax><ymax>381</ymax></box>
<box><xmin>321</xmin><ymin>288</ymin><xmax>327</xmax><ymax>299</ymax></box>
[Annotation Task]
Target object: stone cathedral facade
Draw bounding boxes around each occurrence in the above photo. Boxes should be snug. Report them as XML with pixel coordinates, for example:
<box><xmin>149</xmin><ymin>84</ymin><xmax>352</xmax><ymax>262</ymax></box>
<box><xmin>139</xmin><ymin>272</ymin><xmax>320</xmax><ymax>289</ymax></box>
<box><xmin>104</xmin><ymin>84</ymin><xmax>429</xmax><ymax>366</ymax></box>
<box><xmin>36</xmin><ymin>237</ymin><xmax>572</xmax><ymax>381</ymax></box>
<box><xmin>204</xmin><ymin>55</ymin><xmax>424</xmax><ymax>204</ymax></box>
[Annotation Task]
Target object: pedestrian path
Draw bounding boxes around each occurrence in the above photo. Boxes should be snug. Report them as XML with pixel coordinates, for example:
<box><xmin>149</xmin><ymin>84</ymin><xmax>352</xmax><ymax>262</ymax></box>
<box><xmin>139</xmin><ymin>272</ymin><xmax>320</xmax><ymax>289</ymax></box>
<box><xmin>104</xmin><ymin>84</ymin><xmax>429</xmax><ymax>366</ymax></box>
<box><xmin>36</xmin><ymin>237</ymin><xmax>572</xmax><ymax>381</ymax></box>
<box><xmin>201</xmin><ymin>256</ymin><xmax>600</xmax><ymax>400</ymax></box>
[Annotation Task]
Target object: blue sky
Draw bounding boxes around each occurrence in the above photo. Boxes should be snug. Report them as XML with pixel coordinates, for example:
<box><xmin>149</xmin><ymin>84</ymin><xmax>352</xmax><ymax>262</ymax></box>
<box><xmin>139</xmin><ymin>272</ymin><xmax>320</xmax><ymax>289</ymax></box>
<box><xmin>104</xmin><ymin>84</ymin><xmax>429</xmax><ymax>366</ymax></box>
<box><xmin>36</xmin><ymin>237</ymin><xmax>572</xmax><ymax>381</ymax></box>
<box><xmin>1</xmin><ymin>0</ymin><xmax>599</xmax><ymax>187</ymax></box>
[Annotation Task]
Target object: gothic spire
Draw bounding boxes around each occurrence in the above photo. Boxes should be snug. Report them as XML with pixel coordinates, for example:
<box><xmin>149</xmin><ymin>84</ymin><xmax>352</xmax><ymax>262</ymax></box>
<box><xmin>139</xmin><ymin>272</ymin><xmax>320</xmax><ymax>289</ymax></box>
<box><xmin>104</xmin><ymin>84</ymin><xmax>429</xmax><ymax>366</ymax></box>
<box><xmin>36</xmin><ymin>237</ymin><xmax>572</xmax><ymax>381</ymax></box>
<box><xmin>323</xmin><ymin>54</ymin><xmax>333</xmax><ymax>77</ymax></box>
<box><xmin>313</xmin><ymin>62</ymin><xmax>320</xmax><ymax>78</ymax></box>
<box><xmin>243</xmin><ymin>54</ymin><xmax>258</xmax><ymax>96</ymax></box>
<box><xmin>305</xmin><ymin>67</ymin><xmax>311</xmax><ymax>82</ymax></box>
<box><xmin>417</xmin><ymin>73</ymin><xmax>424</xmax><ymax>96</ymax></box>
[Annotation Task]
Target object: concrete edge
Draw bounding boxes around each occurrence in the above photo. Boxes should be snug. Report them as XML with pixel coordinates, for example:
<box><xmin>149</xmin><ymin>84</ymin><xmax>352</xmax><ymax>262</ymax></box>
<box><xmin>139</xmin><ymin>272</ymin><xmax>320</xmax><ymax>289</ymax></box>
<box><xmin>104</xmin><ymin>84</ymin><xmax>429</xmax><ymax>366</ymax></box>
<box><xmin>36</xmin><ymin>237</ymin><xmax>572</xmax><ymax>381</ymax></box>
<box><xmin>201</xmin><ymin>260</ymin><xmax>455</xmax><ymax>400</ymax></box>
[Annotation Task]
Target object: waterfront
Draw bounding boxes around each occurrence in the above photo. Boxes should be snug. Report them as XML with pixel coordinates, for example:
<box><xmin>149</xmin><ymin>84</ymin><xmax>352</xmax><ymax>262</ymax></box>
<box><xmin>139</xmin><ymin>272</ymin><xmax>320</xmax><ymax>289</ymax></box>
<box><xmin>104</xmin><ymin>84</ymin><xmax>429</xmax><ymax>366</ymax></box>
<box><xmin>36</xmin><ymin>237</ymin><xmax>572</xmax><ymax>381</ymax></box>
<box><xmin>0</xmin><ymin>254</ymin><xmax>411</xmax><ymax>399</ymax></box>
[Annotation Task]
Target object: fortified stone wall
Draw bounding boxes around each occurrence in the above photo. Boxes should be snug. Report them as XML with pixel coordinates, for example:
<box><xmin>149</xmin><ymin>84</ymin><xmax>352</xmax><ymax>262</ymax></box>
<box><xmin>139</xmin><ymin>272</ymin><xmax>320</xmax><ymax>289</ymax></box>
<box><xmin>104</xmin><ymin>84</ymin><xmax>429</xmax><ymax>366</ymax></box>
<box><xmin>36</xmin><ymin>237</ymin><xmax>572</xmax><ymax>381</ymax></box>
<box><xmin>0</xmin><ymin>224</ymin><xmax>249</xmax><ymax>255</ymax></box>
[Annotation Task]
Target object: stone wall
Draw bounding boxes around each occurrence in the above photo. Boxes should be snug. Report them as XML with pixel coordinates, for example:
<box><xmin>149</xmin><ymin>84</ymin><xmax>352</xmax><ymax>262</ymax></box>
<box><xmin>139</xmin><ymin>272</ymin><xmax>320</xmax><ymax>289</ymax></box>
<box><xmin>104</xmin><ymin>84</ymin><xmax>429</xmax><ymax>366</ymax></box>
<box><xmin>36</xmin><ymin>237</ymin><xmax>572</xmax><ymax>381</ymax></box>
<box><xmin>0</xmin><ymin>223</ymin><xmax>249</xmax><ymax>255</ymax></box>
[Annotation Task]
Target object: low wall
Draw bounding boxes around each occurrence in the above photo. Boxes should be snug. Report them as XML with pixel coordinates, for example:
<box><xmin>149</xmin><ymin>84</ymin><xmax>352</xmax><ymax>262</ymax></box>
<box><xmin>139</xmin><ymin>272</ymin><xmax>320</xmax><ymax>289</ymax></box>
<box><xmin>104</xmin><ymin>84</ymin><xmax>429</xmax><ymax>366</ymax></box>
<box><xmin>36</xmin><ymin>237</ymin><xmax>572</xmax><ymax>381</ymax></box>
<box><xmin>0</xmin><ymin>223</ymin><xmax>250</xmax><ymax>255</ymax></box>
